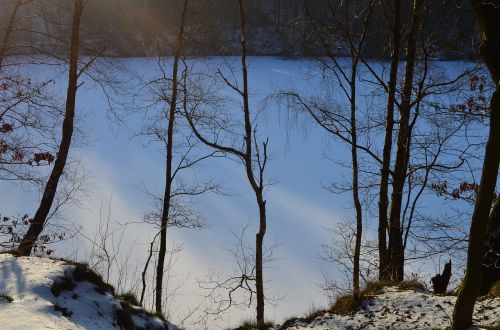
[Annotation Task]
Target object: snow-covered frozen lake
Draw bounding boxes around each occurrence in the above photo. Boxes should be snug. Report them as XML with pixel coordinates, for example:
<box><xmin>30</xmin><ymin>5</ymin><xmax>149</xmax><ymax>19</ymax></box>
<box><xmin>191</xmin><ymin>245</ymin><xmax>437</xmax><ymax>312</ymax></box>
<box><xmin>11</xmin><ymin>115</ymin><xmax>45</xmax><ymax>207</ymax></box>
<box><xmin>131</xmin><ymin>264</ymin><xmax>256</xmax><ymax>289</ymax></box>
<box><xmin>0</xmin><ymin>57</ymin><xmax>486</xmax><ymax>329</ymax></box>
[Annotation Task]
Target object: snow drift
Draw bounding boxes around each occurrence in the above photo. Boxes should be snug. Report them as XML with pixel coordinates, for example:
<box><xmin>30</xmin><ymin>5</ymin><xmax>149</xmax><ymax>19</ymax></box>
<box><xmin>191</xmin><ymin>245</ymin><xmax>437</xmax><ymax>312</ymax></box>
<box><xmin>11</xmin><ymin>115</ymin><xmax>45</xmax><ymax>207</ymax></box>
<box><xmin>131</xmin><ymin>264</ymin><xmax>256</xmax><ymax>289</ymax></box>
<box><xmin>0</xmin><ymin>253</ymin><xmax>176</xmax><ymax>330</ymax></box>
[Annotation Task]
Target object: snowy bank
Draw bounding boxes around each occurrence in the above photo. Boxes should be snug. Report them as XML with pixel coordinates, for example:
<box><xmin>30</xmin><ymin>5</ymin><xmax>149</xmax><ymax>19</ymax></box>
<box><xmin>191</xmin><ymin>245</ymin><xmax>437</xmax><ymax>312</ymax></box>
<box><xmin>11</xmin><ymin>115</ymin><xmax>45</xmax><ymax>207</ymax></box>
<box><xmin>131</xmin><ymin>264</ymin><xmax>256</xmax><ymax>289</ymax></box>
<box><xmin>278</xmin><ymin>287</ymin><xmax>500</xmax><ymax>330</ymax></box>
<box><xmin>0</xmin><ymin>253</ymin><xmax>176</xmax><ymax>330</ymax></box>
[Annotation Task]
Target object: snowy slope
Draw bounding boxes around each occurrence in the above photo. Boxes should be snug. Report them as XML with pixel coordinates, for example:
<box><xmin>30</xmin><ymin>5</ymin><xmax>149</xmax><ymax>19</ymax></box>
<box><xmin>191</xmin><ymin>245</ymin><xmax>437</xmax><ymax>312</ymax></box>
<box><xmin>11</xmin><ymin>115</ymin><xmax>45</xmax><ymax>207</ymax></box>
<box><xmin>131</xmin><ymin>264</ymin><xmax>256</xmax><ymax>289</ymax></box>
<box><xmin>278</xmin><ymin>287</ymin><xmax>500</xmax><ymax>330</ymax></box>
<box><xmin>0</xmin><ymin>253</ymin><xmax>176</xmax><ymax>330</ymax></box>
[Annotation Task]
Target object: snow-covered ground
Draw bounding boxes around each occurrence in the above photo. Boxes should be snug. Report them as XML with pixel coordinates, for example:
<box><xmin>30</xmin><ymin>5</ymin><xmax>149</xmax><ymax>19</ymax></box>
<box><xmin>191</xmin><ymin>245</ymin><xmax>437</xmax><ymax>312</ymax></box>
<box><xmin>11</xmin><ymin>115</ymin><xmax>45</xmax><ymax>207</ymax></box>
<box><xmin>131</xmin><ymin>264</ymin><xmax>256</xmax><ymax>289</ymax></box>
<box><xmin>0</xmin><ymin>253</ymin><xmax>176</xmax><ymax>330</ymax></box>
<box><xmin>278</xmin><ymin>287</ymin><xmax>500</xmax><ymax>330</ymax></box>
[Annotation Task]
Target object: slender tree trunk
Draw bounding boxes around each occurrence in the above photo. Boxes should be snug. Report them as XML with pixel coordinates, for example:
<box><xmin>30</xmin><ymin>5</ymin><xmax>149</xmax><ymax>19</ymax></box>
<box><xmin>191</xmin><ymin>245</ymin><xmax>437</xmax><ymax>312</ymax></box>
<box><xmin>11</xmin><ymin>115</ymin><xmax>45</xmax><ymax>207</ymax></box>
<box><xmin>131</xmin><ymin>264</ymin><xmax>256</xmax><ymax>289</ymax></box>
<box><xmin>255</xmin><ymin>193</ymin><xmax>267</xmax><ymax>327</ymax></box>
<box><xmin>378</xmin><ymin>0</ymin><xmax>401</xmax><ymax>282</ymax></box>
<box><xmin>387</xmin><ymin>0</ymin><xmax>421</xmax><ymax>282</ymax></box>
<box><xmin>351</xmin><ymin>68</ymin><xmax>363</xmax><ymax>301</ymax></box>
<box><xmin>17</xmin><ymin>0</ymin><xmax>83</xmax><ymax>257</ymax></box>
<box><xmin>238</xmin><ymin>0</ymin><xmax>267</xmax><ymax>326</ymax></box>
<box><xmin>0</xmin><ymin>0</ymin><xmax>22</xmax><ymax>68</ymax></box>
<box><xmin>155</xmin><ymin>0</ymin><xmax>188</xmax><ymax>315</ymax></box>
<box><xmin>453</xmin><ymin>3</ymin><xmax>500</xmax><ymax>328</ymax></box>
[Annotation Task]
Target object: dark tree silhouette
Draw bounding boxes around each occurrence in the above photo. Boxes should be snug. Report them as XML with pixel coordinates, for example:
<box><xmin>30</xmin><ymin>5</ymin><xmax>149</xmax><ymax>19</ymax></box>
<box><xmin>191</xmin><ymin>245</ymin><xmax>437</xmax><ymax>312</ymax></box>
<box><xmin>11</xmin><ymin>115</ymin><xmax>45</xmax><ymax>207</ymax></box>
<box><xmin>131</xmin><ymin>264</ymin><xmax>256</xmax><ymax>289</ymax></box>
<box><xmin>184</xmin><ymin>1</ymin><xmax>270</xmax><ymax>325</ymax></box>
<box><xmin>17</xmin><ymin>0</ymin><xmax>83</xmax><ymax>256</ymax></box>
<box><xmin>452</xmin><ymin>1</ymin><xmax>500</xmax><ymax>329</ymax></box>
<box><xmin>154</xmin><ymin>0</ymin><xmax>189</xmax><ymax>315</ymax></box>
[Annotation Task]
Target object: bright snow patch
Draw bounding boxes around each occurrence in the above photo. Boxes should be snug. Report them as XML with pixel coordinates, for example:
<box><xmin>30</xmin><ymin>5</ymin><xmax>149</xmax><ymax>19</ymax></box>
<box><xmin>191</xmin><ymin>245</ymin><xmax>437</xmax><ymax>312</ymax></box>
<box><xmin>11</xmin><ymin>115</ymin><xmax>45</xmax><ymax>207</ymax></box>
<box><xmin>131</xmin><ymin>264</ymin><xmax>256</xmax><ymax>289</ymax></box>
<box><xmin>278</xmin><ymin>287</ymin><xmax>500</xmax><ymax>330</ymax></box>
<box><xmin>0</xmin><ymin>253</ymin><xmax>176</xmax><ymax>330</ymax></box>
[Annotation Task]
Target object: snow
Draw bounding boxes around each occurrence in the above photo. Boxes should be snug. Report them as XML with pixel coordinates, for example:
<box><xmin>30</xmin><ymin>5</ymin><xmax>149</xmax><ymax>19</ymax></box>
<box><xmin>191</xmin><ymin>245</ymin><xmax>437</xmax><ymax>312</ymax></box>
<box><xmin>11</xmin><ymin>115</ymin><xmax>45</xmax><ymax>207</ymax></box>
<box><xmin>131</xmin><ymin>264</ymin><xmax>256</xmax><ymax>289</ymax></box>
<box><xmin>0</xmin><ymin>253</ymin><xmax>176</xmax><ymax>330</ymax></box>
<box><xmin>278</xmin><ymin>287</ymin><xmax>500</xmax><ymax>330</ymax></box>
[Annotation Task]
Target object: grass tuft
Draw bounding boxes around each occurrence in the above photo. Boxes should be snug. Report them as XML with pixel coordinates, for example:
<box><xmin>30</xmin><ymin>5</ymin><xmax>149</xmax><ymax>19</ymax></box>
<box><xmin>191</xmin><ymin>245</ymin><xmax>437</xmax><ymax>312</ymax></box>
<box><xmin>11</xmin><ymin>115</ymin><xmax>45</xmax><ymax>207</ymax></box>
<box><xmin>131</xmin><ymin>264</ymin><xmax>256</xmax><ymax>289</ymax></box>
<box><xmin>70</xmin><ymin>262</ymin><xmax>114</xmax><ymax>295</ymax></box>
<box><xmin>330</xmin><ymin>294</ymin><xmax>362</xmax><ymax>315</ymax></box>
<box><xmin>0</xmin><ymin>294</ymin><xmax>14</xmax><ymax>303</ymax></box>
<box><xmin>53</xmin><ymin>304</ymin><xmax>73</xmax><ymax>317</ymax></box>
<box><xmin>231</xmin><ymin>319</ymin><xmax>275</xmax><ymax>330</ymax></box>
<box><xmin>398</xmin><ymin>278</ymin><xmax>426</xmax><ymax>291</ymax></box>
<box><xmin>117</xmin><ymin>291</ymin><xmax>140</xmax><ymax>306</ymax></box>
<box><xmin>115</xmin><ymin>301</ymin><xmax>135</xmax><ymax>330</ymax></box>
<box><xmin>364</xmin><ymin>280</ymin><xmax>392</xmax><ymax>295</ymax></box>
<box><xmin>50</xmin><ymin>272</ymin><xmax>75</xmax><ymax>297</ymax></box>
<box><xmin>489</xmin><ymin>280</ymin><xmax>500</xmax><ymax>297</ymax></box>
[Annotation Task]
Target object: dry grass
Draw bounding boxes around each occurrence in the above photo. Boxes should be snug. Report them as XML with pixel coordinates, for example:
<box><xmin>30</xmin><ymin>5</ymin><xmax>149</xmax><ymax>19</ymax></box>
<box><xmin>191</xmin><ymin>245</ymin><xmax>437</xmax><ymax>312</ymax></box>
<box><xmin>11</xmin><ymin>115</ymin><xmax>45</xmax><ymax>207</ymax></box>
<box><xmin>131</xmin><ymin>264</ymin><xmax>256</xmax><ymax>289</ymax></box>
<box><xmin>397</xmin><ymin>278</ymin><xmax>426</xmax><ymax>291</ymax></box>
<box><xmin>117</xmin><ymin>291</ymin><xmax>140</xmax><ymax>306</ymax></box>
<box><xmin>489</xmin><ymin>280</ymin><xmax>500</xmax><ymax>297</ymax></box>
<box><xmin>70</xmin><ymin>262</ymin><xmax>114</xmax><ymax>294</ymax></box>
<box><xmin>0</xmin><ymin>293</ymin><xmax>14</xmax><ymax>303</ymax></box>
<box><xmin>330</xmin><ymin>294</ymin><xmax>362</xmax><ymax>315</ymax></box>
<box><xmin>364</xmin><ymin>280</ymin><xmax>392</xmax><ymax>295</ymax></box>
<box><xmin>230</xmin><ymin>320</ymin><xmax>275</xmax><ymax>330</ymax></box>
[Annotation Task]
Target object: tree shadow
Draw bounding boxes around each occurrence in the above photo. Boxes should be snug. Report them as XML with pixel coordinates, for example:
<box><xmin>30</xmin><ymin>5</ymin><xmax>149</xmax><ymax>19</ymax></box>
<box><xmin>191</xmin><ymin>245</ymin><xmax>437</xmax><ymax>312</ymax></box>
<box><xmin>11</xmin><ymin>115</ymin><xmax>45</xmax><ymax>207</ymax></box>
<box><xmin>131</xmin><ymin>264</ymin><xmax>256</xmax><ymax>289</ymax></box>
<box><xmin>0</xmin><ymin>254</ymin><xmax>26</xmax><ymax>294</ymax></box>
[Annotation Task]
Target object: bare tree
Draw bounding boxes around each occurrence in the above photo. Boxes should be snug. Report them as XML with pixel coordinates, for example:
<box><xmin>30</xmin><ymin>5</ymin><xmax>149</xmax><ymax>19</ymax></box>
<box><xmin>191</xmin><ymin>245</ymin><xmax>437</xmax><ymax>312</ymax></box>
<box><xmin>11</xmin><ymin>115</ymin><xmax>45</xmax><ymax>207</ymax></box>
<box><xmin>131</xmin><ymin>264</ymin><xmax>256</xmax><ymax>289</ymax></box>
<box><xmin>17</xmin><ymin>0</ymin><xmax>84</xmax><ymax>256</ymax></box>
<box><xmin>281</xmin><ymin>0</ymin><xmax>481</xmax><ymax>290</ymax></box>
<box><xmin>133</xmin><ymin>0</ymin><xmax>221</xmax><ymax>316</ymax></box>
<box><xmin>153</xmin><ymin>0</ymin><xmax>189</xmax><ymax>315</ymax></box>
<box><xmin>295</xmin><ymin>0</ymin><xmax>376</xmax><ymax>300</ymax></box>
<box><xmin>183</xmin><ymin>1</ymin><xmax>270</xmax><ymax>325</ymax></box>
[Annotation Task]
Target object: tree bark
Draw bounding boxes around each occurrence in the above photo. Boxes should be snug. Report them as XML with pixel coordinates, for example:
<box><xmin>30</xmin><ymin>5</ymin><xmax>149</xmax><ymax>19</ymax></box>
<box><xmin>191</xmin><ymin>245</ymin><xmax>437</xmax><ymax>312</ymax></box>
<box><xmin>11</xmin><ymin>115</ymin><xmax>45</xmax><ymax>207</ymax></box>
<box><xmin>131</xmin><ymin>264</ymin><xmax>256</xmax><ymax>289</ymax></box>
<box><xmin>378</xmin><ymin>0</ymin><xmax>401</xmax><ymax>282</ymax></box>
<box><xmin>387</xmin><ymin>0</ymin><xmax>421</xmax><ymax>282</ymax></box>
<box><xmin>453</xmin><ymin>3</ymin><xmax>500</xmax><ymax>326</ymax></box>
<box><xmin>155</xmin><ymin>0</ymin><xmax>188</xmax><ymax>315</ymax></box>
<box><xmin>481</xmin><ymin>201</ymin><xmax>500</xmax><ymax>295</ymax></box>
<box><xmin>17</xmin><ymin>0</ymin><xmax>83</xmax><ymax>257</ymax></box>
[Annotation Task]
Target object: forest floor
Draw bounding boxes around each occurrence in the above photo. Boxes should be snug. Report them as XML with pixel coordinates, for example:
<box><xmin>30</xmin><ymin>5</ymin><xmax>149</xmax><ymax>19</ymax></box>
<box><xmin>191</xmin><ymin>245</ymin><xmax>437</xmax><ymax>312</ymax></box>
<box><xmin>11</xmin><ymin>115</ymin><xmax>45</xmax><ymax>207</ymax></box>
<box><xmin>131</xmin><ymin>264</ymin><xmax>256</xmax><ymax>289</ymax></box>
<box><xmin>1</xmin><ymin>253</ymin><xmax>499</xmax><ymax>330</ymax></box>
<box><xmin>277</xmin><ymin>287</ymin><xmax>500</xmax><ymax>330</ymax></box>
<box><xmin>0</xmin><ymin>253</ymin><xmax>176</xmax><ymax>330</ymax></box>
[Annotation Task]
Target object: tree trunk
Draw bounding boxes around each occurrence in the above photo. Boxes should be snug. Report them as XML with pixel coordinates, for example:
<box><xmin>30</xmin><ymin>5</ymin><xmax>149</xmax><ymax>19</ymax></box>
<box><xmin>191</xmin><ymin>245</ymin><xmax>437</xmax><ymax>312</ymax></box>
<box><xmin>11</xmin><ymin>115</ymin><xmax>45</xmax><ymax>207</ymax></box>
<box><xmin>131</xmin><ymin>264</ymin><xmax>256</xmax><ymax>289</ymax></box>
<box><xmin>481</xmin><ymin>201</ymin><xmax>500</xmax><ymax>295</ymax></box>
<box><xmin>17</xmin><ymin>0</ymin><xmax>83</xmax><ymax>257</ymax></box>
<box><xmin>238</xmin><ymin>0</ymin><xmax>267</xmax><ymax>326</ymax></box>
<box><xmin>350</xmin><ymin>37</ymin><xmax>366</xmax><ymax>299</ymax></box>
<box><xmin>452</xmin><ymin>1</ymin><xmax>500</xmax><ymax>328</ymax></box>
<box><xmin>378</xmin><ymin>0</ymin><xmax>401</xmax><ymax>282</ymax></box>
<box><xmin>453</xmin><ymin>87</ymin><xmax>500</xmax><ymax>329</ymax></box>
<box><xmin>351</xmin><ymin>74</ymin><xmax>363</xmax><ymax>301</ymax></box>
<box><xmin>255</xmin><ymin>194</ymin><xmax>267</xmax><ymax>327</ymax></box>
<box><xmin>387</xmin><ymin>0</ymin><xmax>421</xmax><ymax>282</ymax></box>
<box><xmin>155</xmin><ymin>0</ymin><xmax>188</xmax><ymax>315</ymax></box>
